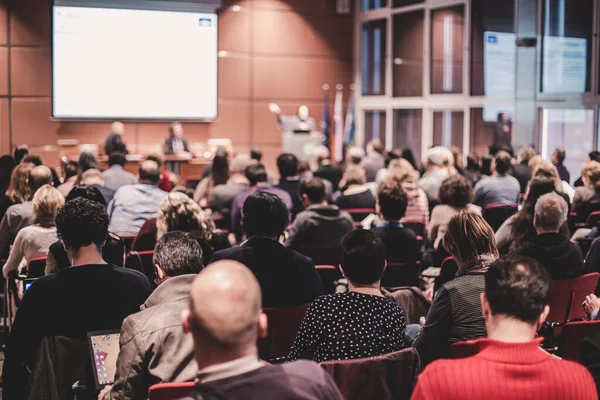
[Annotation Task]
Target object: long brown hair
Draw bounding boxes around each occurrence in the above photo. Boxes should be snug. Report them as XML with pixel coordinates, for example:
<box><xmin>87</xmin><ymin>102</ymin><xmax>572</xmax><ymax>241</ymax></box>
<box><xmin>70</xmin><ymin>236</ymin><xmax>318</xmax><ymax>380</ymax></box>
<box><xmin>442</xmin><ymin>211</ymin><xmax>499</xmax><ymax>264</ymax></box>
<box><xmin>5</xmin><ymin>162</ymin><xmax>34</xmax><ymax>204</ymax></box>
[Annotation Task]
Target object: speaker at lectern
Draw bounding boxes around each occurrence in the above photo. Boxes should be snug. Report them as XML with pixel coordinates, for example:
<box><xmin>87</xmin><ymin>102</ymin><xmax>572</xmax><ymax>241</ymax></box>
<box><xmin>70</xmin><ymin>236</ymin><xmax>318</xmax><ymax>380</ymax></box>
<box><xmin>269</xmin><ymin>103</ymin><xmax>324</xmax><ymax>163</ymax></box>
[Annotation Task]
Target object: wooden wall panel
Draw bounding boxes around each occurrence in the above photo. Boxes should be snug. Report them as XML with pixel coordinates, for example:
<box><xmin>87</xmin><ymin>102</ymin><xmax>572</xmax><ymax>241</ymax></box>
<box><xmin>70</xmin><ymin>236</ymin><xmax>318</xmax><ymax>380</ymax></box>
<box><xmin>10</xmin><ymin>47</ymin><xmax>52</xmax><ymax>96</ymax></box>
<box><xmin>9</xmin><ymin>0</ymin><xmax>52</xmax><ymax>46</ymax></box>
<box><xmin>0</xmin><ymin>47</ymin><xmax>9</xmax><ymax>96</ymax></box>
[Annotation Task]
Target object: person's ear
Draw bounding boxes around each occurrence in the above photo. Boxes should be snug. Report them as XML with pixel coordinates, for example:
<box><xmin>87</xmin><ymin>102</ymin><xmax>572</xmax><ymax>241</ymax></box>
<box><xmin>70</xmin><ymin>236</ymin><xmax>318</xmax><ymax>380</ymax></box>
<box><xmin>480</xmin><ymin>293</ymin><xmax>492</xmax><ymax>321</ymax></box>
<box><xmin>181</xmin><ymin>309</ymin><xmax>191</xmax><ymax>334</ymax></box>
<box><xmin>533</xmin><ymin>214</ymin><xmax>539</xmax><ymax>228</ymax></box>
<box><xmin>257</xmin><ymin>312</ymin><xmax>268</xmax><ymax>339</ymax></box>
<box><xmin>155</xmin><ymin>264</ymin><xmax>166</xmax><ymax>282</ymax></box>
<box><xmin>536</xmin><ymin>305</ymin><xmax>550</xmax><ymax>331</ymax></box>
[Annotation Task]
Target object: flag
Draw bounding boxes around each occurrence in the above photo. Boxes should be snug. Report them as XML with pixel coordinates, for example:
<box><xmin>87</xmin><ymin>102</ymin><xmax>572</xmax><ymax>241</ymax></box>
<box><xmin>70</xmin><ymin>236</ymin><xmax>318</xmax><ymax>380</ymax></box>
<box><xmin>321</xmin><ymin>91</ymin><xmax>330</xmax><ymax>147</ymax></box>
<box><xmin>344</xmin><ymin>92</ymin><xmax>355</xmax><ymax>146</ymax></box>
<box><xmin>333</xmin><ymin>88</ymin><xmax>344</xmax><ymax>163</ymax></box>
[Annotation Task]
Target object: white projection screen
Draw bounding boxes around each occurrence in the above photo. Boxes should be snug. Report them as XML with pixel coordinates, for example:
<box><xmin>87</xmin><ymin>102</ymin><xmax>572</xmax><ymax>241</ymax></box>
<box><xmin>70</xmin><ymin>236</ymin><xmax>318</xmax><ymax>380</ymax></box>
<box><xmin>52</xmin><ymin>1</ymin><xmax>219</xmax><ymax>120</ymax></box>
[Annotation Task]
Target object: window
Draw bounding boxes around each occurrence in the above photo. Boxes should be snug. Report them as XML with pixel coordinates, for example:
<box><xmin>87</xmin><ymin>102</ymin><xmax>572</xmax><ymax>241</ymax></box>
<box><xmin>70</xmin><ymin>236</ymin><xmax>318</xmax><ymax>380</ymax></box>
<box><xmin>433</xmin><ymin>110</ymin><xmax>463</xmax><ymax>149</ymax></box>
<box><xmin>393</xmin><ymin>109</ymin><xmax>422</xmax><ymax>165</ymax></box>
<box><xmin>430</xmin><ymin>6</ymin><xmax>464</xmax><ymax>94</ymax></box>
<box><xmin>541</xmin><ymin>0</ymin><xmax>593</xmax><ymax>94</ymax></box>
<box><xmin>362</xmin><ymin>20</ymin><xmax>387</xmax><ymax>96</ymax></box>
<box><xmin>364</xmin><ymin>110</ymin><xmax>387</xmax><ymax>147</ymax></box>
<box><xmin>393</xmin><ymin>11</ymin><xmax>424</xmax><ymax>97</ymax></box>
<box><xmin>362</xmin><ymin>0</ymin><xmax>388</xmax><ymax>11</ymax></box>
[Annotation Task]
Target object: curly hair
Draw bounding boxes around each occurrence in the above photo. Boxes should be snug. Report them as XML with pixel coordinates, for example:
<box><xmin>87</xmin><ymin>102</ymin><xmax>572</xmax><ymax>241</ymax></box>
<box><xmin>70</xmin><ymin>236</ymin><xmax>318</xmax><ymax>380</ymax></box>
<box><xmin>581</xmin><ymin>161</ymin><xmax>600</xmax><ymax>190</ymax></box>
<box><xmin>439</xmin><ymin>175</ymin><xmax>473</xmax><ymax>208</ymax></box>
<box><xmin>5</xmin><ymin>162</ymin><xmax>34</xmax><ymax>204</ymax></box>
<box><xmin>156</xmin><ymin>192</ymin><xmax>215</xmax><ymax>241</ymax></box>
<box><xmin>56</xmin><ymin>198</ymin><xmax>108</xmax><ymax>251</ymax></box>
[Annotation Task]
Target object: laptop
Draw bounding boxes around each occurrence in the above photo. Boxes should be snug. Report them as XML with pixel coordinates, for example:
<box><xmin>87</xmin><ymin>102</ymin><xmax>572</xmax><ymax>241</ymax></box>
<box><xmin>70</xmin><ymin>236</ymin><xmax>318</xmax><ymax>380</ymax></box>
<box><xmin>87</xmin><ymin>330</ymin><xmax>121</xmax><ymax>390</ymax></box>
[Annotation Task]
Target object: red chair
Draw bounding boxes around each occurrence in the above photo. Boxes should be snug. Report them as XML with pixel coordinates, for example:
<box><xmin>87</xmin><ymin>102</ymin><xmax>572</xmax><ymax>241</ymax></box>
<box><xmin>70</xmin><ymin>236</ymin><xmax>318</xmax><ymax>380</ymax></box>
<box><xmin>559</xmin><ymin>320</ymin><xmax>600</xmax><ymax>362</ymax></box>
<box><xmin>258</xmin><ymin>303</ymin><xmax>310</xmax><ymax>360</ymax></box>
<box><xmin>120</xmin><ymin>235</ymin><xmax>137</xmax><ymax>254</ymax></box>
<box><xmin>315</xmin><ymin>265</ymin><xmax>342</xmax><ymax>294</ymax></box>
<box><xmin>587</xmin><ymin>211</ymin><xmax>600</xmax><ymax>227</ymax></box>
<box><xmin>482</xmin><ymin>203</ymin><xmax>518</xmax><ymax>232</ymax></box>
<box><xmin>148</xmin><ymin>382</ymin><xmax>195</xmax><ymax>400</ymax></box>
<box><xmin>125</xmin><ymin>250</ymin><xmax>156</xmax><ymax>284</ymax></box>
<box><xmin>381</xmin><ymin>261</ymin><xmax>420</xmax><ymax>288</ymax></box>
<box><xmin>547</xmin><ymin>273</ymin><xmax>600</xmax><ymax>325</ymax></box>
<box><xmin>342</xmin><ymin>208</ymin><xmax>376</xmax><ymax>227</ymax></box>
<box><xmin>27</xmin><ymin>257</ymin><xmax>47</xmax><ymax>278</ymax></box>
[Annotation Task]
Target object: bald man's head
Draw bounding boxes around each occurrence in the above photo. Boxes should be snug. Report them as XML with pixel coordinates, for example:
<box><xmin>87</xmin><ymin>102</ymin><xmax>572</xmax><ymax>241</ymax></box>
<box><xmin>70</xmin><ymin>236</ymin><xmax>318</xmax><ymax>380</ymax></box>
<box><xmin>81</xmin><ymin>169</ymin><xmax>105</xmax><ymax>187</ymax></box>
<box><xmin>111</xmin><ymin>121</ymin><xmax>125</xmax><ymax>136</ymax></box>
<box><xmin>139</xmin><ymin>160</ymin><xmax>161</xmax><ymax>185</ymax></box>
<box><xmin>183</xmin><ymin>260</ymin><xmax>266</xmax><ymax>359</ymax></box>
<box><xmin>28</xmin><ymin>165</ymin><xmax>52</xmax><ymax>192</ymax></box>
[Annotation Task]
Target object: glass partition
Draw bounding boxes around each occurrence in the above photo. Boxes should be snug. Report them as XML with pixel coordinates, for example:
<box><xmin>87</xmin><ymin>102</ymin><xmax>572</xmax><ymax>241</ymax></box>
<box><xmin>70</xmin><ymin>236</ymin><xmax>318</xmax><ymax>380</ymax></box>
<box><xmin>431</xmin><ymin>6</ymin><xmax>464</xmax><ymax>94</ymax></box>
<box><xmin>362</xmin><ymin>20</ymin><xmax>387</xmax><ymax>96</ymax></box>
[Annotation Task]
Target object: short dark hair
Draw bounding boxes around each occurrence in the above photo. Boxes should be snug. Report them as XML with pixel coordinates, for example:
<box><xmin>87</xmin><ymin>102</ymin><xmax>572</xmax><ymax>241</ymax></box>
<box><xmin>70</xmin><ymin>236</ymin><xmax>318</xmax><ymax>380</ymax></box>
<box><xmin>242</xmin><ymin>191</ymin><xmax>288</xmax><ymax>239</ymax></box>
<box><xmin>78</xmin><ymin>151</ymin><xmax>98</xmax><ymax>172</ymax></box>
<box><xmin>339</xmin><ymin>230</ymin><xmax>386</xmax><ymax>285</ymax></box>
<box><xmin>66</xmin><ymin>185</ymin><xmax>107</xmax><ymax>206</ymax></box>
<box><xmin>146</xmin><ymin>154</ymin><xmax>164</xmax><ymax>168</ymax></box>
<box><xmin>245</xmin><ymin>164</ymin><xmax>268</xmax><ymax>186</ymax></box>
<box><xmin>153</xmin><ymin>231</ymin><xmax>203</xmax><ymax>276</ymax></box>
<box><xmin>553</xmin><ymin>148</ymin><xmax>566</xmax><ymax>163</ymax></box>
<box><xmin>439</xmin><ymin>175</ymin><xmax>473</xmax><ymax>208</ymax></box>
<box><xmin>466</xmin><ymin>153</ymin><xmax>480</xmax><ymax>170</ymax></box>
<box><xmin>485</xmin><ymin>257</ymin><xmax>552</xmax><ymax>324</ymax></box>
<box><xmin>108</xmin><ymin>152</ymin><xmax>127</xmax><ymax>167</ymax></box>
<box><xmin>300</xmin><ymin>178</ymin><xmax>326</xmax><ymax>204</ymax></box>
<box><xmin>250</xmin><ymin>148</ymin><xmax>263</xmax><ymax>162</ymax></box>
<box><xmin>277</xmin><ymin>153</ymin><xmax>299</xmax><ymax>178</ymax></box>
<box><xmin>22</xmin><ymin>155</ymin><xmax>42</xmax><ymax>166</ymax></box>
<box><xmin>171</xmin><ymin>185</ymin><xmax>194</xmax><ymax>199</ymax></box>
<box><xmin>56</xmin><ymin>198</ymin><xmax>108</xmax><ymax>251</ymax></box>
<box><xmin>590</xmin><ymin>151</ymin><xmax>600</xmax><ymax>163</ymax></box>
<box><xmin>493</xmin><ymin>151</ymin><xmax>512</xmax><ymax>174</ymax></box>
<box><xmin>139</xmin><ymin>161</ymin><xmax>161</xmax><ymax>184</ymax></box>
<box><xmin>377</xmin><ymin>182</ymin><xmax>408</xmax><ymax>221</ymax></box>
<box><xmin>14</xmin><ymin>146</ymin><xmax>29</xmax><ymax>164</ymax></box>
<box><xmin>64</xmin><ymin>161</ymin><xmax>79</xmax><ymax>180</ymax></box>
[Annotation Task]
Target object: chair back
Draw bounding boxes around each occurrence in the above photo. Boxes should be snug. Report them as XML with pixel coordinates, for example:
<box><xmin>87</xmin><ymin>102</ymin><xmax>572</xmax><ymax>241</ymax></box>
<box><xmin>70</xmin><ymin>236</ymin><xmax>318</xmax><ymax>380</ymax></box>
<box><xmin>27</xmin><ymin>257</ymin><xmax>47</xmax><ymax>278</ymax></box>
<box><xmin>184</xmin><ymin>176</ymin><xmax>202</xmax><ymax>189</ymax></box>
<box><xmin>258</xmin><ymin>303</ymin><xmax>310</xmax><ymax>360</ymax></box>
<box><xmin>295</xmin><ymin>244</ymin><xmax>340</xmax><ymax>267</ymax></box>
<box><xmin>320</xmin><ymin>347</ymin><xmax>421</xmax><ymax>400</ymax></box>
<box><xmin>547</xmin><ymin>273</ymin><xmax>600</xmax><ymax>324</ymax></box>
<box><xmin>434</xmin><ymin>257</ymin><xmax>458</xmax><ymax>295</ymax></box>
<box><xmin>342</xmin><ymin>208</ymin><xmax>376</xmax><ymax>226</ymax></box>
<box><xmin>402</xmin><ymin>220</ymin><xmax>426</xmax><ymax>245</ymax></box>
<box><xmin>120</xmin><ymin>235</ymin><xmax>137</xmax><ymax>254</ymax></box>
<box><xmin>587</xmin><ymin>211</ymin><xmax>600</xmax><ymax>227</ymax></box>
<box><xmin>482</xmin><ymin>203</ymin><xmax>518</xmax><ymax>232</ymax></box>
<box><xmin>381</xmin><ymin>261</ymin><xmax>420</xmax><ymax>288</ymax></box>
<box><xmin>148</xmin><ymin>382</ymin><xmax>196</xmax><ymax>400</ymax></box>
<box><xmin>560</xmin><ymin>320</ymin><xmax>600</xmax><ymax>362</ymax></box>
<box><xmin>125</xmin><ymin>250</ymin><xmax>156</xmax><ymax>285</ymax></box>
<box><xmin>315</xmin><ymin>265</ymin><xmax>342</xmax><ymax>294</ymax></box>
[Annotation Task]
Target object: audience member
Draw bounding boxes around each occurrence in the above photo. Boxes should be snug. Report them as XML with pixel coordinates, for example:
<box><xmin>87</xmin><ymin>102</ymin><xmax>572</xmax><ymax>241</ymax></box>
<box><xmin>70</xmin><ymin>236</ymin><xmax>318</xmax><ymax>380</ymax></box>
<box><xmin>57</xmin><ymin>160</ymin><xmax>78</xmax><ymax>197</ymax></box>
<box><xmin>0</xmin><ymin>165</ymin><xmax>52</xmax><ymax>257</ymax></box>
<box><xmin>275</xmin><ymin>153</ymin><xmax>304</xmax><ymax>218</ymax></box>
<box><xmin>0</xmin><ymin>162</ymin><xmax>33</xmax><ymax>221</ymax></box>
<box><xmin>230</xmin><ymin>164</ymin><xmax>292</xmax><ymax>241</ymax></box>
<box><xmin>450</xmin><ymin>146</ymin><xmax>464</xmax><ymax>175</ymax></box>
<box><xmin>463</xmin><ymin>152</ymin><xmax>481</xmax><ymax>186</ymax></box>
<box><xmin>575</xmin><ymin>151</ymin><xmax>600</xmax><ymax>187</ymax></box>
<box><xmin>147</xmin><ymin>152</ymin><xmax>176</xmax><ymax>193</ymax></box>
<box><xmin>495</xmin><ymin>178</ymin><xmax>565</xmax><ymax>253</ymax></box>
<box><xmin>102</xmin><ymin>152</ymin><xmax>138</xmax><ymax>192</ymax></box>
<box><xmin>288</xmin><ymin>230</ymin><xmax>406</xmax><ymax>362</ymax></box>
<box><xmin>194</xmin><ymin>149</ymin><xmax>229</xmax><ymax>207</ymax></box>
<box><xmin>105</xmin><ymin>232</ymin><xmax>203</xmax><ymax>400</ymax></box>
<box><xmin>347</xmin><ymin>146</ymin><xmax>365</xmax><ymax>165</ymax></box>
<box><xmin>211</xmin><ymin>191</ymin><xmax>323</xmax><ymax>307</ymax></box>
<box><xmin>510</xmin><ymin>146</ymin><xmax>536</xmax><ymax>193</ymax></box>
<box><xmin>314</xmin><ymin>145</ymin><xmax>343</xmax><ymax>191</ymax></box>
<box><xmin>45</xmin><ymin>186</ymin><xmax>125</xmax><ymax>274</ymax></box>
<box><xmin>363</xmin><ymin>139</ymin><xmax>385</xmax><ymax>182</ymax></box>
<box><xmin>573</xmin><ymin>160</ymin><xmax>600</xmax><ymax>222</ymax></box>
<box><xmin>583</xmin><ymin>293</ymin><xmax>600</xmax><ymax>320</ymax></box>
<box><xmin>412</xmin><ymin>212</ymin><xmax>498</xmax><ymax>366</ymax></box>
<box><xmin>285</xmin><ymin>178</ymin><xmax>353</xmax><ymax>263</ymax></box>
<box><xmin>14</xmin><ymin>145</ymin><xmax>29</xmax><ymax>165</ymax></box>
<box><xmin>163</xmin><ymin>122</ymin><xmax>190</xmax><ymax>155</ymax></box>
<box><xmin>429</xmin><ymin>176</ymin><xmax>481</xmax><ymax>250</ymax></box>
<box><xmin>180</xmin><ymin>260</ymin><xmax>343</xmax><ymax>400</ymax></box>
<box><xmin>512</xmin><ymin>192</ymin><xmax>584</xmax><ymax>280</ymax></box>
<box><xmin>76</xmin><ymin>151</ymin><xmax>98</xmax><ymax>184</ymax></box>
<box><xmin>473</xmin><ymin>151</ymin><xmax>520</xmax><ymax>207</ymax></box>
<box><xmin>80</xmin><ymin>168</ymin><xmax>115</xmax><ymax>204</ymax></box>
<box><xmin>2</xmin><ymin>198</ymin><xmax>152</xmax><ymax>400</ymax></box>
<box><xmin>418</xmin><ymin>146</ymin><xmax>452</xmax><ymax>203</ymax></box>
<box><xmin>336</xmin><ymin>164</ymin><xmax>376</xmax><ymax>216</ymax></box>
<box><xmin>105</xmin><ymin>121</ymin><xmax>128</xmax><ymax>155</ymax></box>
<box><xmin>402</xmin><ymin>148</ymin><xmax>420</xmax><ymax>172</ymax></box>
<box><xmin>208</xmin><ymin>154</ymin><xmax>252</xmax><ymax>214</ymax></box>
<box><xmin>2</xmin><ymin>185</ymin><xmax>64</xmax><ymax>278</ymax></box>
<box><xmin>411</xmin><ymin>257</ymin><xmax>597</xmax><ymax>400</ymax></box>
<box><xmin>553</xmin><ymin>147</ymin><xmax>570</xmax><ymax>183</ymax></box>
<box><xmin>370</xmin><ymin>182</ymin><xmax>420</xmax><ymax>264</ymax></box>
<box><xmin>0</xmin><ymin>155</ymin><xmax>15</xmax><ymax>195</ymax></box>
<box><xmin>386</xmin><ymin>158</ymin><xmax>429</xmax><ymax>228</ymax></box>
<box><xmin>531</xmin><ymin>159</ymin><xmax>572</xmax><ymax>203</ymax></box>
<box><xmin>21</xmin><ymin>154</ymin><xmax>42</xmax><ymax>167</ymax></box>
<box><xmin>374</xmin><ymin>149</ymin><xmax>402</xmax><ymax>186</ymax></box>
<box><xmin>108</xmin><ymin>160</ymin><xmax>168</xmax><ymax>236</ymax></box>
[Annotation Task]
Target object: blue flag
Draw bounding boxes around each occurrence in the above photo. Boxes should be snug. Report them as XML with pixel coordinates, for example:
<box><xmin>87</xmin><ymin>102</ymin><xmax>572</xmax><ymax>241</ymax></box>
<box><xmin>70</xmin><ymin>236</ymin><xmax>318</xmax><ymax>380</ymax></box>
<box><xmin>344</xmin><ymin>92</ymin><xmax>355</xmax><ymax>146</ymax></box>
<box><xmin>321</xmin><ymin>91</ymin><xmax>330</xmax><ymax>147</ymax></box>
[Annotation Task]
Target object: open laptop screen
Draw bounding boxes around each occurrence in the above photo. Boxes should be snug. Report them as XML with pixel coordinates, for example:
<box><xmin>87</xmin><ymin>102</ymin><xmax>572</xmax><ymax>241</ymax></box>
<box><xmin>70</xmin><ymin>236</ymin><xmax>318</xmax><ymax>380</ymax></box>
<box><xmin>88</xmin><ymin>330</ymin><xmax>120</xmax><ymax>389</ymax></box>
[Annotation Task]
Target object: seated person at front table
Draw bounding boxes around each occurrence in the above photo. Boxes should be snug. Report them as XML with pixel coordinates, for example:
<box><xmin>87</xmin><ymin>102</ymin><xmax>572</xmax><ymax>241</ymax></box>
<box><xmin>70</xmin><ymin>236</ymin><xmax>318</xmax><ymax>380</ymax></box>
<box><xmin>370</xmin><ymin>181</ymin><xmax>420</xmax><ymax>264</ymax></box>
<box><xmin>230</xmin><ymin>164</ymin><xmax>292</xmax><ymax>241</ymax></box>
<box><xmin>285</xmin><ymin>178</ymin><xmax>354</xmax><ymax>263</ymax></box>
<box><xmin>108</xmin><ymin>160</ymin><xmax>168</xmax><ymax>236</ymax></box>
<box><xmin>411</xmin><ymin>256</ymin><xmax>597</xmax><ymax>400</ymax></box>
<box><xmin>335</xmin><ymin>164</ymin><xmax>376</xmax><ymax>217</ymax></box>
<box><xmin>473</xmin><ymin>151</ymin><xmax>520</xmax><ymax>208</ymax></box>
<box><xmin>2</xmin><ymin>198</ymin><xmax>152</xmax><ymax>400</ymax></box>
<box><xmin>104</xmin><ymin>232</ymin><xmax>203</xmax><ymax>400</ymax></box>
<box><xmin>44</xmin><ymin>186</ymin><xmax>125</xmax><ymax>274</ymax></box>
<box><xmin>511</xmin><ymin>192</ymin><xmax>584</xmax><ymax>280</ymax></box>
<box><xmin>163</xmin><ymin>122</ymin><xmax>191</xmax><ymax>156</ymax></box>
<box><xmin>288</xmin><ymin>230</ymin><xmax>406</xmax><ymax>363</ymax></box>
<box><xmin>210</xmin><ymin>191</ymin><xmax>323</xmax><ymax>308</ymax></box>
<box><xmin>101</xmin><ymin>152</ymin><xmax>138</xmax><ymax>192</ymax></box>
<box><xmin>105</xmin><ymin>121</ymin><xmax>129</xmax><ymax>155</ymax></box>
<box><xmin>2</xmin><ymin>185</ymin><xmax>64</xmax><ymax>278</ymax></box>
<box><xmin>180</xmin><ymin>260</ymin><xmax>343</xmax><ymax>400</ymax></box>
<box><xmin>412</xmin><ymin>212</ymin><xmax>497</xmax><ymax>366</ymax></box>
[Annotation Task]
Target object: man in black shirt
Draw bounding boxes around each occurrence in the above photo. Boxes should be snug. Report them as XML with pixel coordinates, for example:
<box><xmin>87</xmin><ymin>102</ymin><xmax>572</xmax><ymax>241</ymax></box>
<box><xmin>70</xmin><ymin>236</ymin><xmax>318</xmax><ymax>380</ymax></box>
<box><xmin>2</xmin><ymin>198</ymin><xmax>152</xmax><ymax>399</ymax></box>
<box><xmin>510</xmin><ymin>146</ymin><xmax>536</xmax><ymax>194</ymax></box>
<box><xmin>275</xmin><ymin>153</ymin><xmax>304</xmax><ymax>219</ymax></box>
<box><xmin>313</xmin><ymin>146</ymin><xmax>343</xmax><ymax>191</ymax></box>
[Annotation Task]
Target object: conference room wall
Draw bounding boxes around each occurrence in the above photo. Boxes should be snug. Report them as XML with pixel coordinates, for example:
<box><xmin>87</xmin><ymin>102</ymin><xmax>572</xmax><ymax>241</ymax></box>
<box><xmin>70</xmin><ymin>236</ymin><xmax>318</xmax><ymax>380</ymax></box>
<box><xmin>0</xmin><ymin>0</ymin><xmax>353</xmax><ymax>170</ymax></box>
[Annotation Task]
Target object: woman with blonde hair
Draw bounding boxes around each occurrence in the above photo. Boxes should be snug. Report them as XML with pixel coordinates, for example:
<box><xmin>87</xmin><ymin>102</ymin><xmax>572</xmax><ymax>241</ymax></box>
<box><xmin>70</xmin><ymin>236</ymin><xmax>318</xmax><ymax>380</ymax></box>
<box><xmin>3</xmin><ymin>185</ymin><xmax>64</xmax><ymax>278</ymax></box>
<box><xmin>573</xmin><ymin>160</ymin><xmax>600</xmax><ymax>222</ymax></box>
<box><xmin>386</xmin><ymin>158</ymin><xmax>430</xmax><ymax>228</ymax></box>
<box><xmin>0</xmin><ymin>162</ymin><xmax>34</xmax><ymax>219</ymax></box>
<box><xmin>411</xmin><ymin>212</ymin><xmax>498</xmax><ymax>366</ymax></box>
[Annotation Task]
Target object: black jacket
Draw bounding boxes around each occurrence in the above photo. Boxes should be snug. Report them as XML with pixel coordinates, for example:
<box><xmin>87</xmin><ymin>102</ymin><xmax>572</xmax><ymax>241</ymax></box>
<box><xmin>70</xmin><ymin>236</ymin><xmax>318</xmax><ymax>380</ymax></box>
<box><xmin>276</xmin><ymin>178</ymin><xmax>305</xmax><ymax>220</ymax></box>
<box><xmin>104</xmin><ymin>133</ymin><xmax>128</xmax><ymax>156</ymax></box>
<box><xmin>513</xmin><ymin>232</ymin><xmax>585</xmax><ymax>280</ymax></box>
<box><xmin>209</xmin><ymin>237</ymin><xmax>324</xmax><ymax>308</ymax></box>
<box><xmin>509</xmin><ymin>163</ymin><xmax>532</xmax><ymax>194</ymax></box>
<box><xmin>314</xmin><ymin>164</ymin><xmax>343</xmax><ymax>191</ymax></box>
<box><xmin>164</xmin><ymin>137</ymin><xmax>190</xmax><ymax>155</ymax></box>
<box><xmin>370</xmin><ymin>223</ymin><xmax>421</xmax><ymax>264</ymax></box>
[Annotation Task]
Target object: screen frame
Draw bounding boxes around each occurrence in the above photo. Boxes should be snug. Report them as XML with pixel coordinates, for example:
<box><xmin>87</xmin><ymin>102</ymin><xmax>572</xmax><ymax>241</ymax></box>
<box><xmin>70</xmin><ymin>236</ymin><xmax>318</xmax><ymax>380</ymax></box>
<box><xmin>51</xmin><ymin>3</ymin><xmax>219</xmax><ymax>122</ymax></box>
<box><xmin>87</xmin><ymin>329</ymin><xmax>121</xmax><ymax>390</ymax></box>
